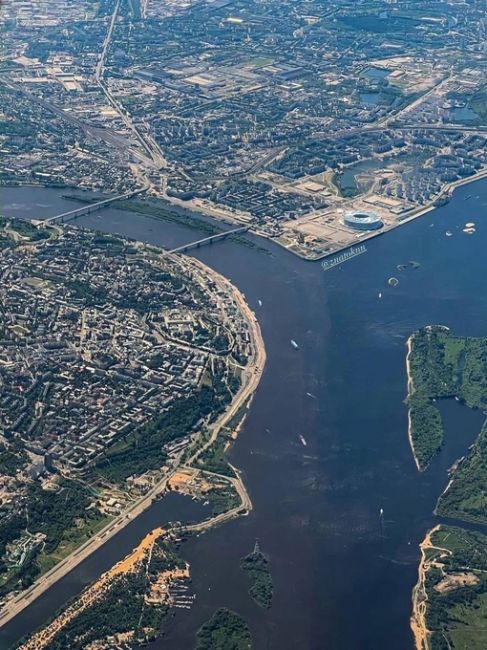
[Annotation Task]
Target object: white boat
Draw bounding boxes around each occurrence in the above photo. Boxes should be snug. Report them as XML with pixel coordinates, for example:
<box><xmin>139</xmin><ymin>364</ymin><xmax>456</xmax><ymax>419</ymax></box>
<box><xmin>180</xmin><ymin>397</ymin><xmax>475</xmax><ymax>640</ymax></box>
<box><xmin>378</xmin><ymin>292</ymin><xmax>382</xmax><ymax>298</ymax></box>
<box><xmin>257</xmin><ymin>299</ymin><xmax>263</xmax><ymax>307</ymax></box>
<box><xmin>291</xmin><ymin>339</ymin><xmax>299</xmax><ymax>349</ymax></box>
<box><xmin>299</xmin><ymin>434</ymin><xmax>307</xmax><ymax>446</ymax></box>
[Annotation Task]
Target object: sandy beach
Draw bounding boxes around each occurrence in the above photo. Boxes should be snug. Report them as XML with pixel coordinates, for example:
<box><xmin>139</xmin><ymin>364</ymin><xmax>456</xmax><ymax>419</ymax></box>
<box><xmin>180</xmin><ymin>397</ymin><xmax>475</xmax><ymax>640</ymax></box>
<box><xmin>410</xmin><ymin>524</ymin><xmax>446</xmax><ymax>650</ymax></box>
<box><xmin>406</xmin><ymin>335</ymin><xmax>422</xmax><ymax>471</ymax></box>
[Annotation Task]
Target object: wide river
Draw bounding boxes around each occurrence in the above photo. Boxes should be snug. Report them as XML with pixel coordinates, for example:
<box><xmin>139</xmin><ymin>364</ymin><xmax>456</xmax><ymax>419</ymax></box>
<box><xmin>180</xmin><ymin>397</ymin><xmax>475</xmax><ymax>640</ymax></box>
<box><xmin>1</xmin><ymin>182</ymin><xmax>487</xmax><ymax>649</ymax></box>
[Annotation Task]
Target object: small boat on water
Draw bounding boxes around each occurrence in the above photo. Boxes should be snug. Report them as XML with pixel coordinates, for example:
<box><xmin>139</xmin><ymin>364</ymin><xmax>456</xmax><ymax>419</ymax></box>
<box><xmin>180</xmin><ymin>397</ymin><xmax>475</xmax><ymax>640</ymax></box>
<box><xmin>258</xmin><ymin>299</ymin><xmax>263</xmax><ymax>307</ymax></box>
<box><xmin>378</xmin><ymin>292</ymin><xmax>382</xmax><ymax>298</ymax></box>
<box><xmin>445</xmin><ymin>230</ymin><xmax>453</xmax><ymax>237</ymax></box>
<box><xmin>306</xmin><ymin>392</ymin><xmax>316</xmax><ymax>399</ymax></box>
<box><xmin>299</xmin><ymin>434</ymin><xmax>307</xmax><ymax>447</ymax></box>
<box><xmin>291</xmin><ymin>339</ymin><xmax>299</xmax><ymax>349</ymax></box>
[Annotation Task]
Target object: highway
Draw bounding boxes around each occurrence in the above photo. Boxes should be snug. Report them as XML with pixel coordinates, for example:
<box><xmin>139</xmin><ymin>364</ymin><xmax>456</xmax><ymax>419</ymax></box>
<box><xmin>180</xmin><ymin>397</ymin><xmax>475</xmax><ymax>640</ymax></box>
<box><xmin>95</xmin><ymin>0</ymin><xmax>167</xmax><ymax>170</ymax></box>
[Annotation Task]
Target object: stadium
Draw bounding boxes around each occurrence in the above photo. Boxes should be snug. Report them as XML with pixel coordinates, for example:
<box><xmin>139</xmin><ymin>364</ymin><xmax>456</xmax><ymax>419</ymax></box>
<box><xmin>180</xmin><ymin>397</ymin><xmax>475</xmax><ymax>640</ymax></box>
<box><xmin>342</xmin><ymin>210</ymin><xmax>384</xmax><ymax>231</ymax></box>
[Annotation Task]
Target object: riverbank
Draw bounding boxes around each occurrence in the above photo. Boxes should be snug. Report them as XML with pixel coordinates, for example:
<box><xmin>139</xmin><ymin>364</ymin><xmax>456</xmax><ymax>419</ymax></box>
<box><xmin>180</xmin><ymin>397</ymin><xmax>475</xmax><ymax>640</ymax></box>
<box><xmin>17</xmin><ymin>526</ymin><xmax>192</xmax><ymax>650</ymax></box>
<box><xmin>5</xmin><ymin>164</ymin><xmax>487</xmax><ymax>266</ymax></box>
<box><xmin>155</xmin><ymin>162</ymin><xmax>487</xmax><ymax>263</ymax></box>
<box><xmin>405</xmin><ymin>335</ymin><xmax>421</xmax><ymax>471</ymax></box>
<box><xmin>4</xmin><ymin>179</ymin><xmax>487</xmax><ymax>650</ymax></box>
<box><xmin>410</xmin><ymin>523</ymin><xmax>487</xmax><ymax>650</ymax></box>
<box><xmin>410</xmin><ymin>525</ymin><xmax>439</xmax><ymax>650</ymax></box>
<box><xmin>0</xmin><ymin>245</ymin><xmax>266</xmax><ymax>632</ymax></box>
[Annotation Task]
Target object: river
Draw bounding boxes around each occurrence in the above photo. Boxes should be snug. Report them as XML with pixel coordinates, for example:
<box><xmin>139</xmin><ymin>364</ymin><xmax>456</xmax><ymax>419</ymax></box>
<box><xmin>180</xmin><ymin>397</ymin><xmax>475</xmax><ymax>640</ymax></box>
<box><xmin>1</xmin><ymin>182</ymin><xmax>487</xmax><ymax>649</ymax></box>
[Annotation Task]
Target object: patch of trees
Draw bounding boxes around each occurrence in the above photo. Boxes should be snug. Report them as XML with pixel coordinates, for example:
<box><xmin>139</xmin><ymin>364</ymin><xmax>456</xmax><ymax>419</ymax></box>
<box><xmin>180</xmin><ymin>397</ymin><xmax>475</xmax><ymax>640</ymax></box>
<box><xmin>196</xmin><ymin>431</ymin><xmax>236</xmax><ymax>478</ymax></box>
<box><xmin>45</xmin><ymin>573</ymin><xmax>158</xmax><ymax>649</ymax></box>
<box><xmin>437</xmin><ymin>423</ymin><xmax>487</xmax><ymax>525</ymax></box>
<box><xmin>241</xmin><ymin>550</ymin><xmax>273</xmax><ymax>609</ymax></box>
<box><xmin>26</xmin><ymin>479</ymin><xmax>101</xmax><ymax>554</ymax></box>
<box><xmin>96</xmin><ymin>385</ymin><xmax>228</xmax><ymax>483</ymax></box>
<box><xmin>196</xmin><ymin>608</ymin><xmax>252</xmax><ymax>650</ymax></box>
<box><xmin>0</xmin><ymin>442</ymin><xmax>27</xmax><ymax>476</ymax></box>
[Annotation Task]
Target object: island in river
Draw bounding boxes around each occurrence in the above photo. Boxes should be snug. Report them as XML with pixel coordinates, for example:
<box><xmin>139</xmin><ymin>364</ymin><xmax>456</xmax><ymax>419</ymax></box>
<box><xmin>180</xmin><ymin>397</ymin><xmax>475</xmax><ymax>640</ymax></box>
<box><xmin>3</xmin><ymin>176</ymin><xmax>487</xmax><ymax>650</ymax></box>
<box><xmin>240</xmin><ymin>544</ymin><xmax>273</xmax><ymax>610</ymax></box>
<box><xmin>195</xmin><ymin>608</ymin><xmax>252</xmax><ymax>650</ymax></box>
<box><xmin>0</xmin><ymin>217</ymin><xmax>265</xmax><ymax>645</ymax></box>
<box><xmin>407</xmin><ymin>326</ymin><xmax>487</xmax><ymax>649</ymax></box>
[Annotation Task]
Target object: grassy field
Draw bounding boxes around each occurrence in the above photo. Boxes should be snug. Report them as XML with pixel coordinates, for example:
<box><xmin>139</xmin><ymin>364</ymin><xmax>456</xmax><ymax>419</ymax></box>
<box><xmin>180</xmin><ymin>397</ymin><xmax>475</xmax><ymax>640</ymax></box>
<box><xmin>447</xmin><ymin>595</ymin><xmax>487</xmax><ymax>650</ymax></box>
<box><xmin>470</xmin><ymin>86</ymin><xmax>487</xmax><ymax>122</ymax></box>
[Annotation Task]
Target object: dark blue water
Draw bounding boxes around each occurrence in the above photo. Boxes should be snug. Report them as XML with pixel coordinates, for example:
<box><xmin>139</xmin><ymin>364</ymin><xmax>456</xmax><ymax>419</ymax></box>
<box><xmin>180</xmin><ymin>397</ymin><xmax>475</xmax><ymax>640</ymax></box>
<box><xmin>1</xmin><ymin>180</ymin><xmax>487</xmax><ymax>649</ymax></box>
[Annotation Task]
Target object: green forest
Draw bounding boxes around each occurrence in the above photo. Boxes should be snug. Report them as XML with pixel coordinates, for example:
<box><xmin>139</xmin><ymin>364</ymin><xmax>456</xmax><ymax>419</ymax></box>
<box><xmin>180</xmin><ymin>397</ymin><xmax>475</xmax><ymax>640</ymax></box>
<box><xmin>195</xmin><ymin>608</ymin><xmax>252</xmax><ymax>650</ymax></box>
<box><xmin>407</xmin><ymin>326</ymin><xmax>487</xmax><ymax>469</ymax></box>
<box><xmin>0</xmin><ymin>478</ymin><xmax>105</xmax><ymax>596</ymax></box>
<box><xmin>436</xmin><ymin>420</ymin><xmax>487</xmax><ymax>525</ymax></box>
<box><xmin>424</xmin><ymin>526</ymin><xmax>487</xmax><ymax>650</ymax></box>
<box><xmin>95</xmin><ymin>382</ymin><xmax>231</xmax><ymax>484</ymax></box>
<box><xmin>241</xmin><ymin>548</ymin><xmax>273</xmax><ymax>609</ymax></box>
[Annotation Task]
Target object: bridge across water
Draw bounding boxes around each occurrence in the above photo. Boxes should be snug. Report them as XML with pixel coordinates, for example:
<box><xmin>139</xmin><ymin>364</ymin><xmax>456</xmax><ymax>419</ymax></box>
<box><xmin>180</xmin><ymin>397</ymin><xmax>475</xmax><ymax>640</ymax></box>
<box><xmin>42</xmin><ymin>186</ymin><xmax>147</xmax><ymax>226</ymax></box>
<box><xmin>169</xmin><ymin>226</ymin><xmax>250</xmax><ymax>254</ymax></box>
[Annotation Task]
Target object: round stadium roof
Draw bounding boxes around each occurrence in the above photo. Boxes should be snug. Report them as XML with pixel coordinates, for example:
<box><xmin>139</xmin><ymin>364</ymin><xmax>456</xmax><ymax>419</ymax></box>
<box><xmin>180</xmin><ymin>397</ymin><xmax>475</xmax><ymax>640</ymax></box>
<box><xmin>343</xmin><ymin>210</ymin><xmax>384</xmax><ymax>231</ymax></box>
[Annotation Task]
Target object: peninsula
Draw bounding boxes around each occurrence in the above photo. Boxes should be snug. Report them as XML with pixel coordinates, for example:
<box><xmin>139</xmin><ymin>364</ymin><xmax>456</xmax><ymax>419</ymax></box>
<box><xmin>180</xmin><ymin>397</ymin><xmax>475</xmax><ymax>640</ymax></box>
<box><xmin>0</xmin><ymin>217</ymin><xmax>265</xmax><ymax>638</ymax></box>
<box><xmin>406</xmin><ymin>325</ymin><xmax>487</xmax><ymax>470</ymax></box>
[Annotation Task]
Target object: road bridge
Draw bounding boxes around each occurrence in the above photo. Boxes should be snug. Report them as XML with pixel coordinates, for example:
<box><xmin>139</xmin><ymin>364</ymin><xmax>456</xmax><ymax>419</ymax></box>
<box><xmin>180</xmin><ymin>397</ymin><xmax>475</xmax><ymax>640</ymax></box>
<box><xmin>42</xmin><ymin>186</ymin><xmax>147</xmax><ymax>226</ymax></box>
<box><xmin>169</xmin><ymin>226</ymin><xmax>250</xmax><ymax>253</ymax></box>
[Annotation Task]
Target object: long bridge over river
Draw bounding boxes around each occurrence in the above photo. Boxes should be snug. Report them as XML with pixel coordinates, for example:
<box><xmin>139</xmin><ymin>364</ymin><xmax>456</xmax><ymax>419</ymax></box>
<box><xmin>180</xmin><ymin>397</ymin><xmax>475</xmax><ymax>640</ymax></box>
<box><xmin>41</xmin><ymin>191</ymin><xmax>250</xmax><ymax>255</ymax></box>
<box><xmin>41</xmin><ymin>186</ymin><xmax>148</xmax><ymax>226</ymax></box>
<box><xmin>169</xmin><ymin>226</ymin><xmax>250</xmax><ymax>254</ymax></box>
